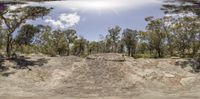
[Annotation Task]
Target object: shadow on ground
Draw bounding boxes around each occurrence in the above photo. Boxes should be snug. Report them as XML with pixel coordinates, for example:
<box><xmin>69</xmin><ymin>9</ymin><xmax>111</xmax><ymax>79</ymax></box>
<box><xmin>0</xmin><ymin>58</ymin><xmax>7</xmax><ymax>72</ymax></box>
<box><xmin>175</xmin><ymin>58</ymin><xmax>200</xmax><ymax>73</ymax></box>
<box><xmin>0</xmin><ymin>56</ymin><xmax>49</xmax><ymax>73</ymax></box>
<box><xmin>11</xmin><ymin>56</ymin><xmax>49</xmax><ymax>69</ymax></box>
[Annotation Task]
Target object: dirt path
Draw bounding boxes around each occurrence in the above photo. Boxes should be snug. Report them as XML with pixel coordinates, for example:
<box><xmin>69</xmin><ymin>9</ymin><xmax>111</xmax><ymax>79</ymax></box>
<box><xmin>0</xmin><ymin>96</ymin><xmax>199</xmax><ymax>99</ymax></box>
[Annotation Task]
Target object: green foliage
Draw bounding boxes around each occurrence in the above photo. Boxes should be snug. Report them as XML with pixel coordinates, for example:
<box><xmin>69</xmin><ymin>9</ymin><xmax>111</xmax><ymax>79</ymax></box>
<box><xmin>162</xmin><ymin>0</ymin><xmax>200</xmax><ymax>16</ymax></box>
<box><xmin>19</xmin><ymin>45</ymin><xmax>33</xmax><ymax>54</ymax></box>
<box><xmin>133</xmin><ymin>53</ymin><xmax>152</xmax><ymax>59</ymax></box>
<box><xmin>171</xmin><ymin>16</ymin><xmax>200</xmax><ymax>57</ymax></box>
<box><xmin>144</xmin><ymin>17</ymin><xmax>169</xmax><ymax>58</ymax></box>
<box><xmin>122</xmin><ymin>28</ymin><xmax>138</xmax><ymax>57</ymax></box>
<box><xmin>15</xmin><ymin>24</ymin><xmax>40</xmax><ymax>46</ymax></box>
<box><xmin>0</xmin><ymin>3</ymin><xmax>199</xmax><ymax>59</ymax></box>
<box><xmin>0</xmin><ymin>5</ymin><xmax>51</xmax><ymax>58</ymax></box>
<box><xmin>87</xmin><ymin>41</ymin><xmax>99</xmax><ymax>54</ymax></box>
<box><xmin>0</xmin><ymin>20</ymin><xmax>4</xmax><ymax>50</ymax></box>
<box><xmin>35</xmin><ymin>26</ymin><xmax>79</xmax><ymax>56</ymax></box>
<box><xmin>72</xmin><ymin>37</ymin><xmax>87</xmax><ymax>56</ymax></box>
<box><xmin>107</xmin><ymin>25</ymin><xmax>121</xmax><ymax>52</ymax></box>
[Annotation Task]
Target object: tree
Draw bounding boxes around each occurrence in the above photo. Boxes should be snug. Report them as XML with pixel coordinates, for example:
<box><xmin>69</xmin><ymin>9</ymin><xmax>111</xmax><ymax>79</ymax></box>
<box><xmin>145</xmin><ymin>17</ymin><xmax>167</xmax><ymax>58</ymax></box>
<box><xmin>138</xmin><ymin>31</ymin><xmax>151</xmax><ymax>55</ymax></box>
<box><xmin>34</xmin><ymin>26</ymin><xmax>79</xmax><ymax>56</ymax></box>
<box><xmin>14</xmin><ymin>24</ymin><xmax>40</xmax><ymax>53</ymax></box>
<box><xmin>162</xmin><ymin>0</ymin><xmax>200</xmax><ymax>58</ymax></box>
<box><xmin>95</xmin><ymin>35</ymin><xmax>107</xmax><ymax>53</ymax></box>
<box><xmin>171</xmin><ymin>16</ymin><xmax>200</xmax><ymax>57</ymax></box>
<box><xmin>105</xmin><ymin>35</ymin><xmax>112</xmax><ymax>53</ymax></box>
<box><xmin>0</xmin><ymin>5</ymin><xmax>51</xmax><ymax>58</ymax></box>
<box><xmin>15</xmin><ymin>24</ymin><xmax>40</xmax><ymax>46</ymax></box>
<box><xmin>162</xmin><ymin>0</ymin><xmax>200</xmax><ymax>16</ymax></box>
<box><xmin>122</xmin><ymin>28</ymin><xmax>138</xmax><ymax>57</ymax></box>
<box><xmin>87</xmin><ymin>41</ymin><xmax>99</xmax><ymax>54</ymax></box>
<box><xmin>72</xmin><ymin>36</ymin><xmax>87</xmax><ymax>56</ymax></box>
<box><xmin>52</xmin><ymin>30</ymin><xmax>69</xmax><ymax>55</ymax></box>
<box><xmin>107</xmin><ymin>25</ymin><xmax>121</xmax><ymax>53</ymax></box>
<box><xmin>63</xmin><ymin>29</ymin><xmax>77</xmax><ymax>55</ymax></box>
<box><xmin>0</xmin><ymin>20</ymin><xmax>4</xmax><ymax>50</ymax></box>
<box><xmin>36</xmin><ymin>26</ymin><xmax>57</xmax><ymax>56</ymax></box>
<box><xmin>117</xmin><ymin>40</ymin><xmax>124</xmax><ymax>53</ymax></box>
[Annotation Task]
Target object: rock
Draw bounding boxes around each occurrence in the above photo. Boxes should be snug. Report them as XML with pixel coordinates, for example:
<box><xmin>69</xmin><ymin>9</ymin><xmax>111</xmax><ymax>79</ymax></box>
<box><xmin>87</xmin><ymin>53</ymin><xmax>125</xmax><ymax>61</ymax></box>
<box><xmin>180</xmin><ymin>77</ymin><xmax>196</xmax><ymax>86</ymax></box>
<box><xmin>171</xmin><ymin>57</ymin><xmax>181</xmax><ymax>59</ymax></box>
<box><xmin>164</xmin><ymin>73</ymin><xmax>175</xmax><ymax>78</ymax></box>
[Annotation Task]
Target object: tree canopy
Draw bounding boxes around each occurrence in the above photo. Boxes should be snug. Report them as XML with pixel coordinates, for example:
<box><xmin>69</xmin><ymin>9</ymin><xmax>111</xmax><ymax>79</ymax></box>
<box><xmin>0</xmin><ymin>4</ymin><xmax>51</xmax><ymax>57</ymax></box>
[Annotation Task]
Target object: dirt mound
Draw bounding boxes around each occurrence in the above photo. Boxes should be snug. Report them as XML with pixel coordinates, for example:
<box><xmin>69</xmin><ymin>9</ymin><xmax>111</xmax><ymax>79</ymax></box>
<box><xmin>52</xmin><ymin>55</ymin><xmax>200</xmax><ymax>97</ymax></box>
<box><xmin>55</xmin><ymin>59</ymin><xmax>138</xmax><ymax>97</ymax></box>
<box><xmin>87</xmin><ymin>53</ymin><xmax>125</xmax><ymax>61</ymax></box>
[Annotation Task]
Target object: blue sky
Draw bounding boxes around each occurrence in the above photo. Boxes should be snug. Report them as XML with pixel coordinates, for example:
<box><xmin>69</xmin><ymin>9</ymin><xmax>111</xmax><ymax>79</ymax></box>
<box><xmin>25</xmin><ymin>0</ymin><xmax>164</xmax><ymax>41</ymax></box>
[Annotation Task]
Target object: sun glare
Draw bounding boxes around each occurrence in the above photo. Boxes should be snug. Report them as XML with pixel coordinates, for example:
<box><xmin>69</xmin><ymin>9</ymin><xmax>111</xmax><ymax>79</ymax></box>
<box><xmin>80</xmin><ymin>0</ymin><xmax>117</xmax><ymax>10</ymax></box>
<box><xmin>71</xmin><ymin>0</ymin><xmax>120</xmax><ymax>11</ymax></box>
<box><xmin>41</xmin><ymin>0</ymin><xmax>161</xmax><ymax>13</ymax></box>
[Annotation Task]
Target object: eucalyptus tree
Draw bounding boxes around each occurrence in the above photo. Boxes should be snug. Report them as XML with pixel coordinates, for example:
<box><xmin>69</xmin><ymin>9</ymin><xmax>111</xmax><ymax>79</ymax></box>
<box><xmin>107</xmin><ymin>25</ymin><xmax>121</xmax><ymax>53</ymax></box>
<box><xmin>36</xmin><ymin>25</ymin><xmax>57</xmax><ymax>56</ymax></box>
<box><xmin>171</xmin><ymin>16</ymin><xmax>200</xmax><ymax>57</ymax></box>
<box><xmin>64</xmin><ymin>29</ymin><xmax>78</xmax><ymax>55</ymax></box>
<box><xmin>0</xmin><ymin>21</ymin><xmax>4</xmax><ymax>50</ymax></box>
<box><xmin>0</xmin><ymin>4</ymin><xmax>51</xmax><ymax>57</ymax></box>
<box><xmin>15</xmin><ymin>24</ymin><xmax>40</xmax><ymax>53</ymax></box>
<box><xmin>96</xmin><ymin>35</ymin><xmax>107</xmax><ymax>53</ymax></box>
<box><xmin>162</xmin><ymin>0</ymin><xmax>200</xmax><ymax>57</ymax></box>
<box><xmin>72</xmin><ymin>36</ymin><xmax>87</xmax><ymax>56</ymax></box>
<box><xmin>15</xmin><ymin>24</ymin><xmax>40</xmax><ymax>46</ymax></box>
<box><xmin>0</xmin><ymin>3</ymin><xmax>7</xmax><ymax>51</ymax></box>
<box><xmin>105</xmin><ymin>35</ymin><xmax>112</xmax><ymax>53</ymax></box>
<box><xmin>122</xmin><ymin>28</ymin><xmax>138</xmax><ymax>57</ymax></box>
<box><xmin>160</xmin><ymin>16</ymin><xmax>177</xmax><ymax>56</ymax></box>
<box><xmin>117</xmin><ymin>40</ymin><xmax>124</xmax><ymax>53</ymax></box>
<box><xmin>52</xmin><ymin>30</ymin><xmax>69</xmax><ymax>55</ymax></box>
<box><xmin>162</xmin><ymin>0</ymin><xmax>200</xmax><ymax>16</ymax></box>
<box><xmin>87</xmin><ymin>41</ymin><xmax>99</xmax><ymax>54</ymax></box>
<box><xmin>145</xmin><ymin>17</ymin><xmax>168</xmax><ymax>58</ymax></box>
<box><xmin>46</xmin><ymin>29</ymin><xmax>78</xmax><ymax>56</ymax></box>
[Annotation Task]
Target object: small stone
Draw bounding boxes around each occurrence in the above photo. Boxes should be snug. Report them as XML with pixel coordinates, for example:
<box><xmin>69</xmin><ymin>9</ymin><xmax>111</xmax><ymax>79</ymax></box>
<box><xmin>164</xmin><ymin>73</ymin><xmax>175</xmax><ymax>78</ymax></box>
<box><xmin>180</xmin><ymin>77</ymin><xmax>196</xmax><ymax>86</ymax></box>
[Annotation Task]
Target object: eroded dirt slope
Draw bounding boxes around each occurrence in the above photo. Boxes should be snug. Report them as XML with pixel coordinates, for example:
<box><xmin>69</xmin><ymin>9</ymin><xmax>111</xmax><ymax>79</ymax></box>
<box><xmin>0</xmin><ymin>53</ymin><xmax>199</xmax><ymax>99</ymax></box>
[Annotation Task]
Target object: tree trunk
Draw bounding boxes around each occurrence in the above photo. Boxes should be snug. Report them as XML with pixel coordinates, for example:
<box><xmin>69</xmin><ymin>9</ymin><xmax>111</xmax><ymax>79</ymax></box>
<box><xmin>67</xmin><ymin>44</ymin><xmax>70</xmax><ymax>56</ymax></box>
<box><xmin>6</xmin><ymin>38</ymin><xmax>12</xmax><ymax>58</ymax></box>
<box><xmin>181</xmin><ymin>47</ymin><xmax>186</xmax><ymax>58</ymax></box>
<box><xmin>157</xmin><ymin>47</ymin><xmax>162</xmax><ymax>58</ymax></box>
<box><xmin>128</xmin><ymin>47</ymin><xmax>131</xmax><ymax>56</ymax></box>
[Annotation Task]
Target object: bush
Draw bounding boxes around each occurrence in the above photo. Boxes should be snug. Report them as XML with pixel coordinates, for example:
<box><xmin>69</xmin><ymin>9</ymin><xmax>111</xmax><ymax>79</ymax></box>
<box><xmin>40</xmin><ymin>45</ymin><xmax>57</xmax><ymax>57</ymax></box>
<box><xmin>133</xmin><ymin>53</ymin><xmax>151</xmax><ymax>58</ymax></box>
<box><xmin>19</xmin><ymin>45</ymin><xmax>33</xmax><ymax>54</ymax></box>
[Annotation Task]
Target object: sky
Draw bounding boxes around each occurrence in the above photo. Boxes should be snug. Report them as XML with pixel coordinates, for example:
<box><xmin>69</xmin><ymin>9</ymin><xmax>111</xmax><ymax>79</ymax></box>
<box><xmin>22</xmin><ymin>0</ymin><xmax>164</xmax><ymax>41</ymax></box>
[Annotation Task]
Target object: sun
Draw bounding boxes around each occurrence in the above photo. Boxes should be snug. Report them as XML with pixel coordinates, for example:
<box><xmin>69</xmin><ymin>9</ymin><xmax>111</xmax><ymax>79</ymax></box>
<box><xmin>80</xmin><ymin>0</ymin><xmax>116</xmax><ymax>10</ymax></box>
<box><xmin>57</xmin><ymin>0</ymin><xmax>122</xmax><ymax>12</ymax></box>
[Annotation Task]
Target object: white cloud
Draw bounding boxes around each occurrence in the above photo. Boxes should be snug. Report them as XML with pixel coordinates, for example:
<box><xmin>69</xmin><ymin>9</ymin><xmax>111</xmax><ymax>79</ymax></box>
<box><xmin>9</xmin><ymin>4</ymin><xmax>28</xmax><ymax>10</ymax></box>
<box><xmin>45</xmin><ymin>13</ymin><xmax>80</xmax><ymax>29</ymax></box>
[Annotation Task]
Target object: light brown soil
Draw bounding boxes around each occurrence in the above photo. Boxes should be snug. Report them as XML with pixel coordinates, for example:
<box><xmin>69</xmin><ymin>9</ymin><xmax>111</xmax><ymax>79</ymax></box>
<box><xmin>0</xmin><ymin>53</ymin><xmax>199</xmax><ymax>99</ymax></box>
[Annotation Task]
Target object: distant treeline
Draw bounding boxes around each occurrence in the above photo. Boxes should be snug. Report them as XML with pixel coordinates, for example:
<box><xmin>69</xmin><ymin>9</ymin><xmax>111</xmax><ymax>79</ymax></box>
<box><xmin>0</xmin><ymin>0</ymin><xmax>199</xmax><ymax>58</ymax></box>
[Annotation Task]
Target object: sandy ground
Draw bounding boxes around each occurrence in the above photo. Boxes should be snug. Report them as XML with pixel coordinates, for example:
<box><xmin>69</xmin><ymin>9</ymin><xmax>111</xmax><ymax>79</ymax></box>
<box><xmin>0</xmin><ymin>53</ymin><xmax>199</xmax><ymax>99</ymax></box>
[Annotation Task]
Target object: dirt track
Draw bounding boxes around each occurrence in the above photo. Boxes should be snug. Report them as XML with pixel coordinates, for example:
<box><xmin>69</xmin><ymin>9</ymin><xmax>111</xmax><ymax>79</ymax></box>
<box><xmin>0</xmin><ymin>53</ymin><xmax>200</xmax><ymax>99</ymax></box>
